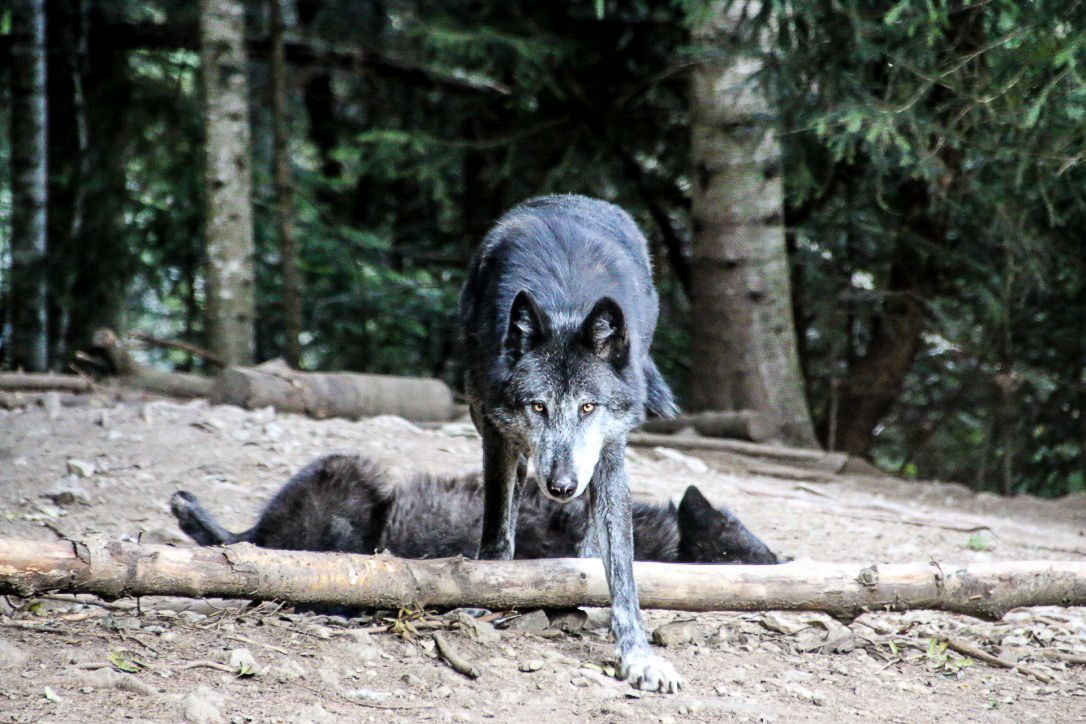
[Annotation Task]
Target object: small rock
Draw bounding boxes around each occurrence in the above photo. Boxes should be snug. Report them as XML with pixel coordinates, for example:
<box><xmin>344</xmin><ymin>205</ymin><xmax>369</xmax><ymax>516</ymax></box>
<box><xmin>401</xmin><ymin>673</ymin><xmax>423</xmax><ymax>687</ymax></box>
<box><xmin>547</xmin><ymin>608</ymin><xmax>588</xmax><ymax>633</ymax></box>
<box><xmin>502</xmin><ymin>609</ymin><xmax>550</xmax><ymax>632</ymax></box>
<box><xmin>758</xmin><ymin>612</ymin><xmax>806</xmax><ymax>636</ymax></box>
<box><xmin>685</xmin><ymin>701</ymin><xmax>705</xmax><ymax>714</ymax></box>
<box><xmin>290</xmin><ymin>704</ymin><xmax>337</xmax><ymax>724</ymax></box>
<box><xmin>177</xmin><ymin>611</ymin><xmax>207</xmax><ymax>624</ymax></box>
<box><xmin>583</xmin><ymin>607</ymin><xmax>612</xmax><ymax>631</ymax></box>
<box><xmin>66</xmin><ymin>459</ymin><xmax>96</xmax><ymax>478</ymax></box>
<box><xmin>177</xmin><ymin>686</ymin><xmax>225</xmax><ymax>724</ymax></box>
<box><xmin>652</xmin><ymin>620</ymin><xmax>706</xmax><ymax>646</ymax></box>
<box><xmin>783</xmin><ymin>682</ymin><xmax>826</xmax><ymax>705</ymax></box>
<box><xmin>42</xmin><ymin>478</ymin><xmax>91</xmax><ymax>506</ymax></box>
<box><xmin>272</xmin><ymin>659</ymin><xmax>307</xmax><ymax>682</ymax></box>
<box><xmin>433</xmin><ymin>685</ymin><xmax>453</xmax><ymax>698</ymax></box>
<box><xmin>101</xmin><ymin>615</ymin><xmax>143</xmax><ymax>631</ymax></box>
<box><xmin>0</xmin><ymin>637</ymin><xmax>29</xmax><ymax>668</ymax></box>
<box><xmin>343</xmin><ymin>688</ymin><xmax>388</xmax><ymax>702</ymax></box>
<box><xmin>138</xmin><ymin>526</ymin><xmax>189</xmax><ymax>546</ymax></box>
<box><xmin>227</xmin><ymin>648</ymin><xmax>260</xmax><ymax>676</ymax></box>
<box><xmin>519</xmin><ymin>659</ymin><xmax>544</xmax><ymax>672</ymax></box>
<box><xmin>457</xmin><ymin>611</ymin><xmax>500</xmax><ymax>645</ymax></box>
<box><xmin>76</xmin><ymin>668</ymin><xmax>156</xmax><ymax>696</ymax></box>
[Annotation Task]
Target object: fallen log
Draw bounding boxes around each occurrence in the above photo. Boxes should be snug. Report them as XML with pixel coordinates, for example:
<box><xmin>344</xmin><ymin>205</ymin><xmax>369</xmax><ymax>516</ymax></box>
<box><xmin>627</xmin><ymin>432</ymin><xmax>884</xmax><ymax>476</ymax></box>
<box><xmin>1</xmin><ymin>537</ymin><xmax>1083</xmax><ymax>620</ymax></box>
<box><xmin>90</xmin><ymin>328</ymin><xmax>214</xmax><ymax>399</ymax></box>
<box><xmin>212</xmin><ymin>359</ymin><xmax>457</xmax><ymax>421</ymax></box>
<box><xmin>639</xmin><ymin>410</ymin><xmax>779</xmax><ymax>443</ymax></box>
<box><xmin>0</xmin><ymin>373</ymin><xmax>93</xmax><ymax>393</ymax></box>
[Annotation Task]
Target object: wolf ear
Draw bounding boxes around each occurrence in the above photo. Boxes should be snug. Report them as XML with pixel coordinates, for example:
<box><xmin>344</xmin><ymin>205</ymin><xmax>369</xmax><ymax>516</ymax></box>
<box><xmin>504</xmin><ymin>290</ymin><xmax>551</xmax><ymax>361</ymax></box>
<box><xmin>581</xmin><ymin>297</ymin><xmax>629</xmax><ymax>366</ymax></box>
<box><xmin>678</xmin><ymin>485</ymin><xmax>717</xmax><ymax>527</ymax></box>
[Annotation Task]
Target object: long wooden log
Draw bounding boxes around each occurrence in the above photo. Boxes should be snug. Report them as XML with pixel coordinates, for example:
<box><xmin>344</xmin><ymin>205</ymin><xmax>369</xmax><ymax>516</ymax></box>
<box><xmin>640</xmin><ymin>410</ymin><xmax>779</xmax><ymax>443</ymax></box>
<box><xmin>212</xmin><ymin>359</ymin><xmax>457</xmax><ymax>421</ymax></box>
<box><xmin>1</xmin><ymin>537</ymin><xmax>1084</xmax><ymax>620</ymax></box>
<box><xmin>0</xmin><ymin>373</ymin><xmax>93</xmax><ymax>392</ymax></box>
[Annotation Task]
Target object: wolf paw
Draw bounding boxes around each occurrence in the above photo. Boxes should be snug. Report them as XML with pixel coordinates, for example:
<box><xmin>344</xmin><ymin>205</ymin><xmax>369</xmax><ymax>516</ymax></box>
<box><xmin>620</xmin><ymin>652</ymin><xmax>682</xmax><ymax>693</ymax></box>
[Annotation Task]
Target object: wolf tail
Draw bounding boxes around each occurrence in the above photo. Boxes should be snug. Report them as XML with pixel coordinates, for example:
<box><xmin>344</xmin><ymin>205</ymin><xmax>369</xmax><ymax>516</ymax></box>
<box><xmin>644</xmin><ymin>358</ymin><xmax>679</xmax><ymax>418</ymax></box>
<box><xmin>170</xmin><ymin>490</ymin><xmax>247</xmax><ymax>546</ymax></box>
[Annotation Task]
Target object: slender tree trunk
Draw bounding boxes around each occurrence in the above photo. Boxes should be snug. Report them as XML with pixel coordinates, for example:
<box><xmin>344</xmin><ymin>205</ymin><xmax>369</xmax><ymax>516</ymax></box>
<box><xmin>270</xmin><ymin>0</ymin><xmax>302</xmax><ymax>368</ymax></box>
<box><xmin>201</xmin><ymin>0</ymin><xmax>256</xmax><ymax>365</ymax></box>
<box><xmin>60</xmin><ymin>6</ymin><xmax>133</xmax><ymax>358</ymax></box>
<box><xmin>8</xmin><ymin>0</ymin><xmax>49</xmax><ymax>371</ymax></box>
<box><xmin>832</xmin><ymin>266</ymin><xmax>927</xmax><ymax>456</ymax></box>
<box><xmin>45</xmin><ymin>0</ymin><xmax>88</xmax><ymax>367</ymax></box>
<box><xmin>687</xmin><ymin>3</ymin><xmax>817</xmax><ymax>447</ymax></box>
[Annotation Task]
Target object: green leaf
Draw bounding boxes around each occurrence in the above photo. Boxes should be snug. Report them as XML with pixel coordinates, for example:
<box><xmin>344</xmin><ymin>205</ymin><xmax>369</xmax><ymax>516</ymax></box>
<box><xmin>883</xmin><ymin>1</ymin><xmax>910</xmax><ymax>25</ymax></box>
<box><xmin>108</xmin><ymin>651</ymin><xmax>141</xmax><ymax>673</ymax></box>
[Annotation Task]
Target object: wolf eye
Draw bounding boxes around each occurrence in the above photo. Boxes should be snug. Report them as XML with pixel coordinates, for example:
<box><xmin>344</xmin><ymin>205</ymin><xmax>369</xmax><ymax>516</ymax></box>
<box><xmin>581</xmin><ymin>402</ymin><xmax>596</xmax><ymax>415</ymax></box>
<box><xmin>531</xmin><ymin>402</ymin><xmax>546</xmax><ymax>414</ymax></box>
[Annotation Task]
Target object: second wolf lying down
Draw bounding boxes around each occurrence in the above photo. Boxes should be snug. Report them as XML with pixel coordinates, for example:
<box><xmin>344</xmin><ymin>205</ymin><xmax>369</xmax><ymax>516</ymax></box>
<box><xmin>170</xmin><ymin>454</ymin><xmax>780</xmax><ymax>565</ymax></box>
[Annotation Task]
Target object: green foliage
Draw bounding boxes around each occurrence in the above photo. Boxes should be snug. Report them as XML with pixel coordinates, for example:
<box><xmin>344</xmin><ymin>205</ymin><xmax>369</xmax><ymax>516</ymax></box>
<box><xmin>1</xmin><ymin>0</ymin><xmax>1082</xmax><ymax>498</ymax></box>
<box><xmin>966</xmin><ymin>533</ymin><xmax>992</xmax><ymax>552</ymax></box>
<box><xmin>762</xmin><ymin>0</ymin><xmax>1086</xmax><ymax>496</ymax></box>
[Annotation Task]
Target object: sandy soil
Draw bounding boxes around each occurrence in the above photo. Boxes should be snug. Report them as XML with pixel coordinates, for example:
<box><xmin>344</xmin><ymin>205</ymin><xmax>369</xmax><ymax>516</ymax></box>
<box><xmin>1</xmin><ymin>393</ymin><xmax>1085</xmax><ymax>723</ymax></box>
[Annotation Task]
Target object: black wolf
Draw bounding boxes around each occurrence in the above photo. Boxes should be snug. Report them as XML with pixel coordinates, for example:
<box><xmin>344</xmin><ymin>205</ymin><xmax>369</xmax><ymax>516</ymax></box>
<box><xmin>458</xmin><ymin>195</ymin><xmax>683</xmax><ymax>690</ymax></box>
<box><xmin>170</xmin><ymin>454</ymin><xmax>781</xmax><ymax>567</ymax></box>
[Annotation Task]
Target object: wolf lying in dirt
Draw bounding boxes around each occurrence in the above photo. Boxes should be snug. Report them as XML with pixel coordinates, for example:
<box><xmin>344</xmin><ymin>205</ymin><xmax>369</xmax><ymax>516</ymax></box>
<box><xmin>170</xmin><ymin>454</ymin><xmax>781</xmax><ymax>565</ymax></box>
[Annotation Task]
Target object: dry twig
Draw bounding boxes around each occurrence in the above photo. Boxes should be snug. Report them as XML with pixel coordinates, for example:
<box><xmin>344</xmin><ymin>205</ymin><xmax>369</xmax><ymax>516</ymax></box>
<box><xmin>941</xmin><ymin>636</ymin><xmax>1055</xmax><ymax>684</ymax></box>
<box><xmin>433</xmin><ymin>631</ymin><xmax>480</xmax><ymax>678</ymax></box>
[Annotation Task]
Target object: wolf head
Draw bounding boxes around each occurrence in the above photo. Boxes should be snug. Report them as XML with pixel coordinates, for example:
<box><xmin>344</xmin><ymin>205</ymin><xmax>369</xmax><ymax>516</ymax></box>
<box><xmin>493</xmin><ymin>290</ymin><xmax>643</xmax><ymax>502</ymax></box>
<box><xmin>676</xmin><ymin>486</ymin><xmax>781</xmax><ymax>564</ymax></box>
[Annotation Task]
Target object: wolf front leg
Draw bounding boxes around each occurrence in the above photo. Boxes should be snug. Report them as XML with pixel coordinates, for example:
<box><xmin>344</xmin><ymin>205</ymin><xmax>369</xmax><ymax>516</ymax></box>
<box><xmin>587</xmin><ymin>442</ymin><xmax>682</xmax><ymax>693</ymax></box>
<box><xmin>477</xmin><ymin>415</ymin><xmax>524</xmax><ymax>560</ymax></box>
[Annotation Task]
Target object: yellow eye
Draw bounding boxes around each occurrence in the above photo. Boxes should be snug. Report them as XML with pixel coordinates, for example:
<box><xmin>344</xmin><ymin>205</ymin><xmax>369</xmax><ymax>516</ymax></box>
<box><xmin>581</xmin><ymin>403</ymin><xmax>596</xmax><ymax>415</ymax></box>
<box><xmin>532</xmin><ymin>402</ymin><xmax>546</xmax><ymax>414</ymax></box>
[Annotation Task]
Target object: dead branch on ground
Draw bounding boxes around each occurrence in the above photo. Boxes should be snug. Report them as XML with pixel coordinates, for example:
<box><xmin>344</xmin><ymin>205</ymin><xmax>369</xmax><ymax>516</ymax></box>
<box><xmin>1</xmin><ymin>537</ymin><xmax>1084</xmax><ymax>621</ymax></box>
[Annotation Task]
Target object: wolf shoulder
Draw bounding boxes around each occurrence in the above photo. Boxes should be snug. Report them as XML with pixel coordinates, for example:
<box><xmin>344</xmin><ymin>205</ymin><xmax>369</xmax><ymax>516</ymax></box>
<box><xmin>459</xmin><ymin>195</ymin><xmax>657</xmax><ymax>338</ymax></box>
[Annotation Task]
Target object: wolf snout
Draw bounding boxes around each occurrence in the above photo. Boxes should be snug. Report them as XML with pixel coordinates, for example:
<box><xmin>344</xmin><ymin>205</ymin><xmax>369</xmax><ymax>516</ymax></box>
<box><xmin>546</xmin><ymin>476</ymin><xmax>578</xmax><ymax>500</ymax></box>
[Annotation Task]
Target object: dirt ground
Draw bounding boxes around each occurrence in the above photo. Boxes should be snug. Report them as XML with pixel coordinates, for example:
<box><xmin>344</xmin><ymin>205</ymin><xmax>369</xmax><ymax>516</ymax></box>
<box><xmin>2</xmin><ymin>392</ymin><xmax>1085</xmax><ymax>722</ymax></box>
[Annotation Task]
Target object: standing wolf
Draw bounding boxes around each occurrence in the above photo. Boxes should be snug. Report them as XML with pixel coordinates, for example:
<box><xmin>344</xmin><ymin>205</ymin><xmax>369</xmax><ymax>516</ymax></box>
<box><xmin>459</xmin><ymin>195</ymin><xmax>682</xmax><ymax>692</ymax></box>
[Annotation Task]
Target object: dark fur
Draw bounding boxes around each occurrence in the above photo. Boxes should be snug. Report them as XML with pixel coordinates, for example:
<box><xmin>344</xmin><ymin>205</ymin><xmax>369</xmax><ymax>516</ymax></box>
<box><xmin>171</xmin><ymin>454</ymin><xmax>781</xmax><ymax>566</ymax></box>
<box><xmin>458</xmin><ymin>195</ymin><xmax>685</xmax><ymax>690</ymax></box>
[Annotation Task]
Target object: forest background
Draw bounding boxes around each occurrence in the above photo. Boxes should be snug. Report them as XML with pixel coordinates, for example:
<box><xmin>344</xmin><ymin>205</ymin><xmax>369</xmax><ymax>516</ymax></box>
<box><xmin>1</xmin><ymin>0</ymin><xmax>1083</xmax><ymax>498</ymax></box>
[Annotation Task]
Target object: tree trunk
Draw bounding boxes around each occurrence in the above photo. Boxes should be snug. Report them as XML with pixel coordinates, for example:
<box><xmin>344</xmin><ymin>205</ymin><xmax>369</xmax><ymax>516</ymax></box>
<box><xmin>832</xmin><ymin>263</ymin><xmax>927</xmax><ymax>456</ymax></box>
<box><xmin>201</xmin><ymin>0</ymin><xmax>256</xmax><ymax>366</ymax></box>
<box><xmin>8</xmin><ymin>0</ymin><xmax>49</xmax><ymax>372</ymax></box>
<box><xmin>44</xmin><ymin>0</ymin><xmax>88</xmax><ymax>368</ymax></box>
<box><xmin>687</xmin><ymin>3</ymin><xmax>817</xmax><ymax>448</ymax></box>
<box><xmin>60</xmin><ymin>6</ymin><xmax>134</xmax><ymax>359</ymax></box>
<box><xmin>269</xmin><ymin>0</ymin><xmax>303</xmax><ymax>369</ymax></box>
<box><xmin>3</xmin><ymin>537</ymin><xmax>1084</xmax><ymax>621</ymax></box>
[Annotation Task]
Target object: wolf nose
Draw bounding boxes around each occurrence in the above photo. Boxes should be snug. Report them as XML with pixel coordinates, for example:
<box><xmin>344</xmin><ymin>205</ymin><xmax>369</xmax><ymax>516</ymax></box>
<box><xmin>547</xmin><ymin>477</ymin><xmax>577</xmax><ymax>500</ymax></box>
